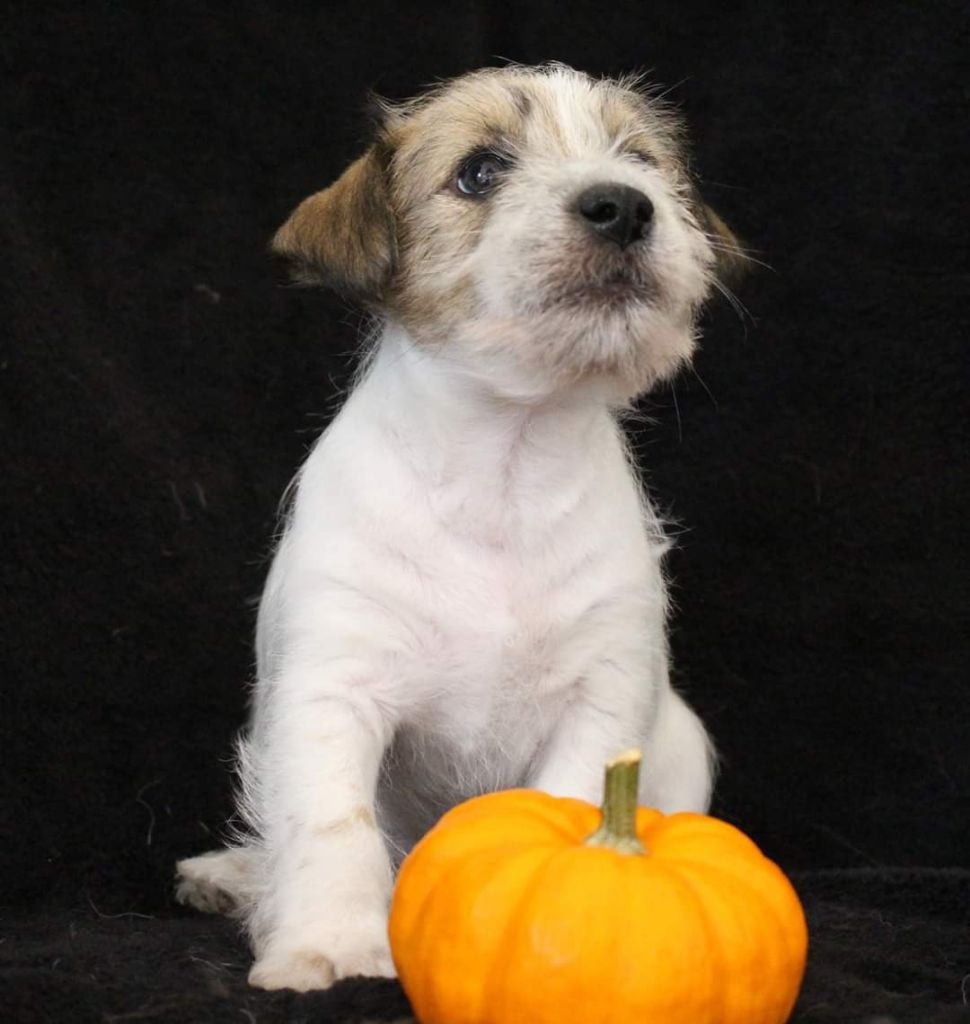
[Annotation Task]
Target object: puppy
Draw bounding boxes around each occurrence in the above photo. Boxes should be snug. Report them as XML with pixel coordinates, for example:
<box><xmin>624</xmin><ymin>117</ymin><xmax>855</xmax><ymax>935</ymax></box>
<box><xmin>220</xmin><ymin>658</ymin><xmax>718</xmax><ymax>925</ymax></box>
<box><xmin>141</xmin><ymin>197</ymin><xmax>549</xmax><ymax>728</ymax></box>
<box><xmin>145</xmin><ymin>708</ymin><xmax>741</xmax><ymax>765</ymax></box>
<box><xmin>176</xmin><ymin>63</ymin><xmax>739</xmax><ymax>992</ymax></box>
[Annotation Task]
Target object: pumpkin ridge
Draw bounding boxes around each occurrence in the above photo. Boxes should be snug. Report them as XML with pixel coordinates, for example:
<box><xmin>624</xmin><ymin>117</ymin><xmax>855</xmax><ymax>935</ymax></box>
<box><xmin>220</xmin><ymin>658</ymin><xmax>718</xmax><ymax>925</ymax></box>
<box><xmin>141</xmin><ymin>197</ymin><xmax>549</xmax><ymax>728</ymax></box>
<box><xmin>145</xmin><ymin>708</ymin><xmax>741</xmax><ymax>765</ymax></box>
<box><xmin>662</xmin><ymin>855</ymin><xmax>803</xmax><ymax>941</ymax></box>
<box><xmin>645</xmin><ymin>860</ymin><xmax>730</xmax><ymax>1022</ymax></box>
<box><xmin>396</xmin><ymin>840</ymin><xmax>536</xmax><ymax>1011</ymax></box>
<box><xmin>412</xmin><ymin>791</ymin><xmax>539</xmax><ymax>844</ymax></box>
<box><xmin>488</xmin><ymin>844</ymin><xmax>660</xmax><ymax>1023</ymax></box>
<box><xmin>658</xmin><ymin>858</ymin><xmax>807</xmax><ymax>1021</ymax></box>
<box><xmin>484</xmin><ymin>844</ymin><xmax>713</xmax><ymax>1023</ymax></box>
<box><xmin>482</xmin><ymin>792</ymin><xmax>601</xmax><ymax>843</ymax></box>
<box><xmin>648</xmin><ymin>813</ymin><xmax>765</xmax><ymax>857</ymax></box>
<box><xmin>429</xmin><ymin>791</ymin><xmax>595</xmax><ymax>850</ymax></box>
<box><xmin>474</xmin><ymin>844</ymin><xmax>568</xmax><ymax>1022</ymax></box>
<box><xmin>400</xmin><ymin>840</ymin><xmax>568</xmax><ymax>1022</ymax></box>
<box><xmin>475</xmin><ymin>799</ymin><xmax>595</xmax><ymax>846</ymax></box>
<box><xmin>391</xmin><ymin>806</ymin><xmax>578</xmax><ymax>955</ymax></box>
<box><xmin>421</xmin><ymin>845</ymin><xmax>516</xmax><ymax>1022</ymax></box>
<box><xmin>402</xmin><ymin>843</ymin><xmax>499</xmax><ymax>1021</ymax></box>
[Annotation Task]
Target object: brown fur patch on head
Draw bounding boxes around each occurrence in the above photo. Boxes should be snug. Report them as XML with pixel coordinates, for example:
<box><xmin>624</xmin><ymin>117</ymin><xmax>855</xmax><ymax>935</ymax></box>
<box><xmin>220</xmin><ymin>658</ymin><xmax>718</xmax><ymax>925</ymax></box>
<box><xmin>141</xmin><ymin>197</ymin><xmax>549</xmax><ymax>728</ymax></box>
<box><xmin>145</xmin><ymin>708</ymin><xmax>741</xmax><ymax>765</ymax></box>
<box><xmin>271</xmin><ymin>145</ymin><xmax>395</xmax><ymax>301</ymax></box>
<box><xmin>373</xmin><ymin>71</ymin><xmax>544</xmax><ymax>334</ymax></box>
<box><xmin>379</xmin><ymin>70</ymin><xmax>536</xmax><ymax>204</ymax></box>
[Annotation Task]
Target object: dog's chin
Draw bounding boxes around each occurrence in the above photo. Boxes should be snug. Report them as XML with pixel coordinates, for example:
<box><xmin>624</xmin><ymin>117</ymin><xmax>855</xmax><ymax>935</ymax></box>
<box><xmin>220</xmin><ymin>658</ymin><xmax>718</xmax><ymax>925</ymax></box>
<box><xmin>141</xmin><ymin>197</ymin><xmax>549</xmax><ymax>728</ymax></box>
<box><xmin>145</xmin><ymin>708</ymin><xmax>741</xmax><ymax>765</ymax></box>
<box><xmin>454</xmin><ymin>292</ymin><xmax>696</xmax><ymax>404</ymax></box>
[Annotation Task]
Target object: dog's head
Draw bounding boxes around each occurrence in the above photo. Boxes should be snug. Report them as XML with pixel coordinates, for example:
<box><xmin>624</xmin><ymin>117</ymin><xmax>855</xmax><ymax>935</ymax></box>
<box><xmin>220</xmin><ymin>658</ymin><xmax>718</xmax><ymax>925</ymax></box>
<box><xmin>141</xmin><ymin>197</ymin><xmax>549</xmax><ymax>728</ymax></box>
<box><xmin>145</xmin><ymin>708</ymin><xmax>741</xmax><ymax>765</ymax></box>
<box><xmin>274</xmin><ymin>64</ymin><xmax>741</xmax><ymax>400</ymax></box>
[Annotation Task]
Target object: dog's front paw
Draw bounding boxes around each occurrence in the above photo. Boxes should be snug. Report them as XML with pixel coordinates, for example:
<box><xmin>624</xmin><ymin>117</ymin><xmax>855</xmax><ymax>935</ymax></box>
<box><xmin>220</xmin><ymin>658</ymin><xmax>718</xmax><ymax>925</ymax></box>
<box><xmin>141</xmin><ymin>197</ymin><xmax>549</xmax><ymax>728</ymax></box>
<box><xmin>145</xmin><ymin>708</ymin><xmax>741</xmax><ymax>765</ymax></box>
<box><xmin>248</xmin><ymin>922</ymin><xmax>396</xmax><ymax>991</ymax></box>
<box><xmin>249</xmin><ymin>950</ymin><xmax>338</xmax><ymax>991</ymax></box>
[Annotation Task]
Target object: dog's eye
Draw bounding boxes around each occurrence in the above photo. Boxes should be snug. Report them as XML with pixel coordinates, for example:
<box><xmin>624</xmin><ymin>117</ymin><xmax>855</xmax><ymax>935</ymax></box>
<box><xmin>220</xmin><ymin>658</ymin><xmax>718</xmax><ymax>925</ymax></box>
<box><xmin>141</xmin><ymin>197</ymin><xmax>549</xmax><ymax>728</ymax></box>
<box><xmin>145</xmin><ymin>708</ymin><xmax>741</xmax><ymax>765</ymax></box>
<box><xmin>456</xmin><ymin>152</ymin><xmax>508</xmax><ymax>197</ymax></box>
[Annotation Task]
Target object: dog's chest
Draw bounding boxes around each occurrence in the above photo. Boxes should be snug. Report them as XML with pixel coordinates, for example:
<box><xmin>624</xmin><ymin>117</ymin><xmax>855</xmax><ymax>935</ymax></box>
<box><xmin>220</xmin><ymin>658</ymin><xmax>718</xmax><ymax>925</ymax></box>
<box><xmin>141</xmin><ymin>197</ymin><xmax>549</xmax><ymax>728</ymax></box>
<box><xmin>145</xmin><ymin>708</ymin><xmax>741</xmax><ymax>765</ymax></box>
<box><xmin>353</xmin><ymin>411</ymin><xmax>650</xmax><ymax>718</ymax></box>
<box><xmin>378</xmin><ymin>550</ymin><xmax>572</xmax><ymax>827</ymax></box>
<box><xmin>413</xmin><ymin>533</ymin><xmax>581</xmax><ymax>696</ymax></box>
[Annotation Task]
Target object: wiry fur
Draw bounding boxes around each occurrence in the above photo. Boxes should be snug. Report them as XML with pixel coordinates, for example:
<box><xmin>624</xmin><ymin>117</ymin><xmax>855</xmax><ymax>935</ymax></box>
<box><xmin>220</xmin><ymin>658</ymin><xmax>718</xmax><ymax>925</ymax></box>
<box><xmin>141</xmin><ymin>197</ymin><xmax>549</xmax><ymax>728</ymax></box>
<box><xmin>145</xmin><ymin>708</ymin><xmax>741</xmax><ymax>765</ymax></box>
<box><xmin>176</xmin><ymin>63</ymin><xmax>738</xmax><ymax>992</ymax></box>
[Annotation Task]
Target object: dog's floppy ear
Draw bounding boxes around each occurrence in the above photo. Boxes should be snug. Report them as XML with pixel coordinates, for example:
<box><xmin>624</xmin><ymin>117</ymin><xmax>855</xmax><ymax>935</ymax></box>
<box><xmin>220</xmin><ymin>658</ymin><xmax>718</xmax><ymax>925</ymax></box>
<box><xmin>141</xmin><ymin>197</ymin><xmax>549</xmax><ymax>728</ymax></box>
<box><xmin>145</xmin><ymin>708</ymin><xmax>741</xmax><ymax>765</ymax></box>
<box><xmin>271</xmin><ymin>145</ymin><xmax>395</xmax><ymax>301</ymax></box>
<box><xmin>700</xmin><ymin>204</ymin><xmax>747</xmax><ymax>283</ymax></box>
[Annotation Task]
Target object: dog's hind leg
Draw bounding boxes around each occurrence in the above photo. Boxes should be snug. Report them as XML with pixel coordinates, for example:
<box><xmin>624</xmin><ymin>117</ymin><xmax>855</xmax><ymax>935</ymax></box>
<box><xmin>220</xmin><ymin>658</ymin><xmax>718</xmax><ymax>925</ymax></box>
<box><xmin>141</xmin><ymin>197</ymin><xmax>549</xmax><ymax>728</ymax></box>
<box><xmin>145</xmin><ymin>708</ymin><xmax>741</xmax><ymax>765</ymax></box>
<box><xmin>175</xmin><ymin>846</ymin><xmax>263</xmax><ymax>915</ymax></box>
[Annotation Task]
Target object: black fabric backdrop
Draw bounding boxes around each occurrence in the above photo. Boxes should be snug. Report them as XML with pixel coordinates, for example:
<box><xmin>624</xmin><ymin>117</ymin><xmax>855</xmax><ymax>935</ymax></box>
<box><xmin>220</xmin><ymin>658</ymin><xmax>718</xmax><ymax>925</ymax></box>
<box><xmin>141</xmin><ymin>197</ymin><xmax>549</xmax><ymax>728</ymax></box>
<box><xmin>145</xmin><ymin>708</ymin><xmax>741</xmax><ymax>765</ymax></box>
<box><xmin>2</xmin><ymin>2</ymin><xmax>968</xmax><ymax>1021</ymax></box>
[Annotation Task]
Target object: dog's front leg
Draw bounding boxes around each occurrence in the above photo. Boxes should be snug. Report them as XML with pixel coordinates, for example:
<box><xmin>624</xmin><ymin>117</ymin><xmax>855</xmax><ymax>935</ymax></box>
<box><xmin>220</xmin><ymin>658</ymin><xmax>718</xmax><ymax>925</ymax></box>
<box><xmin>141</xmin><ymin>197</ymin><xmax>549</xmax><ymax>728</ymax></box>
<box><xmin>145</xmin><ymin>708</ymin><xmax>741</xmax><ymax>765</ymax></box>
<box><xmin>247</xmin><ymin>689</ymin><xmax>396</xmax><ymax>992</ymax></box>
<box><xmin>529</xmin><ymin>658</ymin><xmax>713</xmax><ymax>813</ymax></box>
<box><xmin>529</xmin><ymin>679</ymin><xmax>647</xmax><ymax>805</ymax></box>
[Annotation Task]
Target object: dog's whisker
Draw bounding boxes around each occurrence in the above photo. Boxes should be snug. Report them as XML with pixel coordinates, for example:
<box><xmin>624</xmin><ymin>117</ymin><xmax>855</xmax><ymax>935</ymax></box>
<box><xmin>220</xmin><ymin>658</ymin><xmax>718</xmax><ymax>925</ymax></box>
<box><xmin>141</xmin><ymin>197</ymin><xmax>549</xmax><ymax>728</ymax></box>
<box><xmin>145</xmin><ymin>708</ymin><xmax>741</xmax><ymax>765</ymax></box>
<box><xmin>705</xmin><ymin>236</ymin><xmax>774</xmax><ymax>272</ymax></box>
<box><xmin>687</xmin><ymin>360</ymin><xmax>720</xmax><ymax>410</ymax></box>
<box><xmin>669</xmin><ymin>378</ymin><xmax>684</xmax><ymax>443</ymax></box>
<box><xmin>710</xmin><ymin>274</ymin><xmax>752</xmax><ymax>330</ymax></box>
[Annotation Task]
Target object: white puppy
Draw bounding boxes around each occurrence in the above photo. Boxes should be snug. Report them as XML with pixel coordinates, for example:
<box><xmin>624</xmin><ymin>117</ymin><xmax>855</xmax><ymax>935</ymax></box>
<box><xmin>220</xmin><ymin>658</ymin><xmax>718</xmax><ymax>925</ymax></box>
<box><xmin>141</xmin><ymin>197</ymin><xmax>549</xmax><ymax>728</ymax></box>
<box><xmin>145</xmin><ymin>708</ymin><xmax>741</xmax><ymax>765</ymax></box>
<box><xmin>176</xmin><ymin>63</ymin><xmax>739</xmax><ymax>992</ymax></box>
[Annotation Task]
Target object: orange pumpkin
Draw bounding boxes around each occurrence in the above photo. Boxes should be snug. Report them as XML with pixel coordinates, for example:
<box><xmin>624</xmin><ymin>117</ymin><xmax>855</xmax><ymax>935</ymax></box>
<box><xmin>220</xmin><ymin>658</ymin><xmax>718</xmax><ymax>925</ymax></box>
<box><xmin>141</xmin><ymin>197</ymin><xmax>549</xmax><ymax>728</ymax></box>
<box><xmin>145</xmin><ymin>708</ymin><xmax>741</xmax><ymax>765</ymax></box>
<box><xmin>389</xmin><ymin>750</ymin><xmax>807</xmax><ymax>1024</ymax></box>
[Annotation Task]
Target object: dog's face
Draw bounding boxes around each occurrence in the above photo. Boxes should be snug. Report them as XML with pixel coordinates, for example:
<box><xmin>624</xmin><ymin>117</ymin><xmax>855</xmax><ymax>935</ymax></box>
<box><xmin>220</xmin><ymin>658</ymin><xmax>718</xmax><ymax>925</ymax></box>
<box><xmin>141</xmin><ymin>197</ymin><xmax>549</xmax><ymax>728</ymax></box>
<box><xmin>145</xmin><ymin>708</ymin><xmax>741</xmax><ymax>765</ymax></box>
<box><xmin>274</xmin><ymin>65</ymin><xmax>738</xmax><ymax>399</ymax></box>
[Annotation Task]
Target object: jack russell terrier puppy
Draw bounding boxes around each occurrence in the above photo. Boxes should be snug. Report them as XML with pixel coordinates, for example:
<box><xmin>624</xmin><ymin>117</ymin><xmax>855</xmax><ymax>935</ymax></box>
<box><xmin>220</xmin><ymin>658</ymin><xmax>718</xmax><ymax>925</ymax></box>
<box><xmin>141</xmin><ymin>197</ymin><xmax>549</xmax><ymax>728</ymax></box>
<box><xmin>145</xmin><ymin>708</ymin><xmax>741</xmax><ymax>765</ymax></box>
<box><xmin>176</xmin><ymin>62</ymin><xmax>741</xmax><ymax>992</ymax></box>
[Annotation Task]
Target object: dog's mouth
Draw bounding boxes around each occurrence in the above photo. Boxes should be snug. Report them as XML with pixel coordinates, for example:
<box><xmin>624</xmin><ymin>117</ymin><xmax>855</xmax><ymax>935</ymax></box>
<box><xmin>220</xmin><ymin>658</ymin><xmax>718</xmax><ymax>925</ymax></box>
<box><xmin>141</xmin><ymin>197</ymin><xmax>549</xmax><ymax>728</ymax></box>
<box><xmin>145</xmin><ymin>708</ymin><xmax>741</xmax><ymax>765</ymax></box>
<box><xmin>541</xmin><ymin>269</ymin><xmax>655</xmax><ymax>311</ymax></box>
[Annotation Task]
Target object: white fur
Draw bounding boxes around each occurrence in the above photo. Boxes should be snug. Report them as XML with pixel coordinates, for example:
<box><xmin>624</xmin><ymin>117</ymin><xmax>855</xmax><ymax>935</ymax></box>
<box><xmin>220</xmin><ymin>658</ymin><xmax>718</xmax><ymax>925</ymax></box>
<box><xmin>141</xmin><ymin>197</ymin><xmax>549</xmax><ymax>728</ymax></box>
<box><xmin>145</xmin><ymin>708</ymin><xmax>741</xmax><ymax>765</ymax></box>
<box><xmin>176</xmin><ymin>64</ymin><xmax>717</xmax><ymax>992</ymax></box>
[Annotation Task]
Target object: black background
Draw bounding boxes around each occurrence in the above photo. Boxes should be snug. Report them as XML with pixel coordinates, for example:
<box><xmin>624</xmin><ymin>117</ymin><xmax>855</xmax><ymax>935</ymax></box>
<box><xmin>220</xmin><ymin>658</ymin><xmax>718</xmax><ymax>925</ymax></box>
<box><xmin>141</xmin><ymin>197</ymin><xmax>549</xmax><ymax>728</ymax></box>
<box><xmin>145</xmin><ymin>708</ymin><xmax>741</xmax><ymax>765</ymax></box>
<box><xmin>2</xmin><ymin>2</ymin><xmax>968</xmax><ymax>1021</ymax></box>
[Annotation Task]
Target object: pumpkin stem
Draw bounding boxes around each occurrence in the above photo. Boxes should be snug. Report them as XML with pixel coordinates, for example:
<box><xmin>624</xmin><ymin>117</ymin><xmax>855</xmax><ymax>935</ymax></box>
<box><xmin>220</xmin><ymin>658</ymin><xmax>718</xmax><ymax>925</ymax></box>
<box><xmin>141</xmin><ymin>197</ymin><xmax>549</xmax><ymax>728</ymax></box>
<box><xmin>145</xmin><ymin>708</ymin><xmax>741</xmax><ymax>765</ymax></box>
<box><xmin>584</xmin><ymin>748</ymin><xmax>647</xmax><ymax>855</ymax></box>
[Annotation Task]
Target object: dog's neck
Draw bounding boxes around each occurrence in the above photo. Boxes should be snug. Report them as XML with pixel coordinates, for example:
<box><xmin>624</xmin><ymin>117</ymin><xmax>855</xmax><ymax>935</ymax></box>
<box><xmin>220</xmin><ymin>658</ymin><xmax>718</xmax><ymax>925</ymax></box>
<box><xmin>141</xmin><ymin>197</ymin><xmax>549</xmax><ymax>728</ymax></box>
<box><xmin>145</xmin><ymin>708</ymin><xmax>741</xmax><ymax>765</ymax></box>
<box><xmin>353</xmin><ymin>324</ymin><xmax>623</xmax><ymax>542</ymax></box>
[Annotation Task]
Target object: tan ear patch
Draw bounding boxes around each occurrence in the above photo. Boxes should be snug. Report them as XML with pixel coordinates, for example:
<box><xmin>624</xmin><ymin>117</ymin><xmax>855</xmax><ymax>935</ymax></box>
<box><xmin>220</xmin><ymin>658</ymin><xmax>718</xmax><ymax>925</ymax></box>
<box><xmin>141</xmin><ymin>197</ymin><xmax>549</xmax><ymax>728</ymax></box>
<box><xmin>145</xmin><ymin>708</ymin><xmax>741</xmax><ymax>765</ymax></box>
<box><xmin>271</xmin><ymin>146</ymin><xmax>395</xmax><ymax>300</ymax></box>
<box><xmin>702</xmin><ymin>205</ymin><xmax>747</xmax><ymax>282</ymax></box>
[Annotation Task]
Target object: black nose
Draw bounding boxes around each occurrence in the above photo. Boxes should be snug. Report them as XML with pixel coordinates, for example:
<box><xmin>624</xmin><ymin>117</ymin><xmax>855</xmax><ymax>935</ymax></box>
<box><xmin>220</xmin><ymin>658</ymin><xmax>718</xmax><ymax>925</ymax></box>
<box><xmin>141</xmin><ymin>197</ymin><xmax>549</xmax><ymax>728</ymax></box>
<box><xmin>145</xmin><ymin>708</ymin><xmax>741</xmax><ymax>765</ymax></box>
<box><xmin>576</xmin><ymin>184</ymin><xmax>654</xmax><ymax>248</ymax></box>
